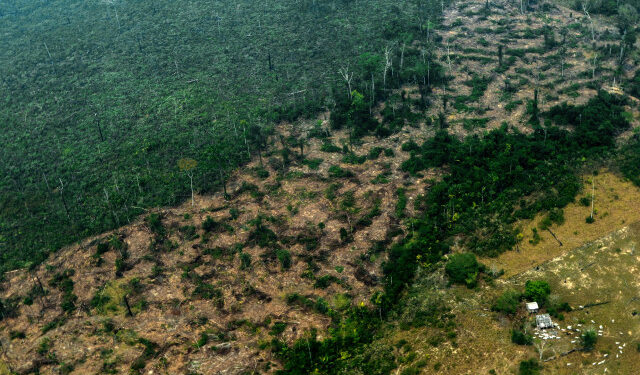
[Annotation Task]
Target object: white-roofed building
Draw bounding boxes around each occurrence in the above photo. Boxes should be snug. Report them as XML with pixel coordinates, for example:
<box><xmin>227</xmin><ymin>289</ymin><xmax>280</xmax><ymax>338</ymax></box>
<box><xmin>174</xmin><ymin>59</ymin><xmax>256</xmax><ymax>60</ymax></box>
<box><xmin>536</xmin><ymin>314</ymin><xmax>554</xmax><ymax>329</ymax></box>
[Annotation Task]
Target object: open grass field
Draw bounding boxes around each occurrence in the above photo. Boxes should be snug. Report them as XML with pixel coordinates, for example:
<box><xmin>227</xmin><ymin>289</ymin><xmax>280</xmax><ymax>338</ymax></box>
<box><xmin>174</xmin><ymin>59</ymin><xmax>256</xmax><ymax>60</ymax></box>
<box><xmin>512</xmin><ymin>221</ymin><xmax>640</xmax><ymax>374</ymax></box>
<box><xmin>393</xmin><ymin>222</ymin><xmax>640</xmax><ymax>374</ymax></box>
<box><xmin>485</xmin><ymin>169</ymin><xmax>640</xmax><ymax>277</ymax></box>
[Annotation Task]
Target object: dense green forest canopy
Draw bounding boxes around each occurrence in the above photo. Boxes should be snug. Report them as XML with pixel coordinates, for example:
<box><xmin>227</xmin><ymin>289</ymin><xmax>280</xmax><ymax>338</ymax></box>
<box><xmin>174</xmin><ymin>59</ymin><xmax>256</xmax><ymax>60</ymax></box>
<box><xmin>0</xmin><ymin>0</ymin><xmax>443</xmax><ymax>272</ymax></box>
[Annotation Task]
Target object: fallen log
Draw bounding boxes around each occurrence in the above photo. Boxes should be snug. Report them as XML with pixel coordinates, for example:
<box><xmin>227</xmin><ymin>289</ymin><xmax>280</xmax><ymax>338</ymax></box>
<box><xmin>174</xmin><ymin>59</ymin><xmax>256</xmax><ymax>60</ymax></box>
<box><xmin>546</xmin><ymin>228</ymin><xmax>563</xmax><ymax>246</ymax></box>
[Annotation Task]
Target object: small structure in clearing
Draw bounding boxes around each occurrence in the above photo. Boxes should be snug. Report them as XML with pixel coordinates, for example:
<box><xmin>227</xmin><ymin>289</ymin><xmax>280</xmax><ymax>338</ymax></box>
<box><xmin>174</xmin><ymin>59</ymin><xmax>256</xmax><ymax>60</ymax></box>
<box><xmin>526</xmin><ymin>301</ymin><xmax>539</xmax><ymax>314</ymax></box>
<box><xmin>536</xmin><ymin>314</ymin><xmax>554</xmax><ymax>329</ymax></box>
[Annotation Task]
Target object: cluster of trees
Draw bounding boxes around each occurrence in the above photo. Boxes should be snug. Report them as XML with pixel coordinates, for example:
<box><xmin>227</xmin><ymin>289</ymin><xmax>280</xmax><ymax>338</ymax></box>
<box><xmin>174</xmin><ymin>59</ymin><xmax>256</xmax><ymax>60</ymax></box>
<box><xmin>400</xmin><ymin>91</ymin><xmax>629</xmax><ymax>257</ymax></box>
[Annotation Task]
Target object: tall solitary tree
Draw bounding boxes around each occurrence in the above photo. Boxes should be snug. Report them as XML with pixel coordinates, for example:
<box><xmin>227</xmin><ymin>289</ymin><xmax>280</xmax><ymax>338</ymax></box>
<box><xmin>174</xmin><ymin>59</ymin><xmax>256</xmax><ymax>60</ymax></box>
<box><xmin>178</xmin><ymin>158</ymin><xmax>198</xmax><ymax>207</ymax></box>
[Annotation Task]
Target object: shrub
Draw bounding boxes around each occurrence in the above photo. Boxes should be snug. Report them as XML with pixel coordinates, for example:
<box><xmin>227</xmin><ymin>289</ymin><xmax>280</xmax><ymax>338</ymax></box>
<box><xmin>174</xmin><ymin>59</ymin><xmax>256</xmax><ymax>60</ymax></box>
<box><xmin>194</xmin><ymin>332</ymin><xmax>209</xmax><ymax>349</ymax></box>
<box><xmin>314</xmin><ymin>275</ymin><xmax>340</xmax><ymax>289</ymax></box>
<box><xmin>339</xmin><ymin>227</ymin><xmax>351</xmax><ymax>243</ymax></box>
<box><xmin>581</xmin><ymin>329</ymin><xmax>597</xmax><ymax>351</ymax></box>
<box><xmin>492</xmin><ymin>289</ymin><xmax>521</xmax><ymax>315</ymax></box>
<box><xmin>342</xmin><ymin>152</ymin><xmax>367</xmax><ymax>164</ymax></box>
<box><xmin>518</xmin><ymin>359</ymin><xmax>541</xmax><ymax>375</ymax></box>
<box><xmin>524</xmin><ymin>280</ymin><xmax>551</xmax><ymax>305</ymax></box>
<box><xmin>37</xmin><ymin>338</ymin><xmax>52</xmax><ymax>355</ymax></box>
<box><xmin>511</xmin><ymin>329</ymin><xmax>533</xmax><ymax>345</ymax></box>
<box><xmin>539</xmin><ymin>208</ymin><xmax>564</xmax><ymax>230</ymax></box>
<box><xmin>59</xmin><ymin>363</ymin><xmax>74</xmax><ymax>375</ymax></box>
<box><xmin>270</xmin><ymin>322</ymin><xmax>287</xmax><ymax>336</ymax></box>
<box><xmin>41</xmin><ymin>317</ymin><xmax>66</xmax><ymax>333</ymax></box>
<box><xmin>325</xmin><ymin>183</ymin><xmax>342</xmax><ymax>200</ymax></box>
<box><xmin>255</xmin><ymin>168</ymin><xmax>270</xmax><ymax>179</ymax></box>
<box><xmin>529</xmin><ymin>228</ymin><xmax>541</xmax><ymax>245</ymax></box>
<box><xmin>240</xmin><ymin>253</ymin><xmax>252</xmax><ymax>270</ymax></box>
<box><xmin>367</xmin><ymin>147</ymin><xmax>384</xmax><ymax>160</ymax></box>
<box><xmin>445</xmin><ymin>253</ymin><xmax>479</xmax><ymax>287</ymax></box>
<box><xmin>302</xmin><ymin>158</ymin><xmax>323</xmax><ymax>170</ymax></box>
<box><xmin>328</xmin><ymin>165</ymin><xmax>354</xmax><ymax>178</ymax></box>
<box><xmin>146</xmin><ymin>213</ymin><xmax>165</xmax><ymax>236</ymax></box>
<box><xmin>547</xmin><ymin>208</ymin><xmax>565</xmax><ymax>225</ymax></box>
<box><xmin>49</xmin><ymin>269</ymin><xmax>77</xmax><ymax>313</ymax></box>
<box><xmin>320</xmin><ymin>140</ymin><xmax>342</xmax><ymax>153</ymax></box>
<box><xmin>96</xmin><ymin>242</ymin><xmax>110</xmax><ymax>255</ymax></box>
<box><xmin>202</xmin><ymin>216</ymin><xmax>218</xmax><ymax>232</ymax></box>
<box><xmin>247</xmin><ymin>217</ymin><xmax>278</xmax><ymax>248</ymax></box>
<box><xmin>395</xmin><ymin>188</ymin><xmax>407</xmax><ymax>218</ymax></box>
<box><xmin>401</xmin><ymin>140</ymin><xmax>420</xmax><ymax>152</ymax></box>
<box><xmin>547</xmin><ymin>298</ymin><xmax>571</xmax><ymax>318</ymax></box>
<box><xmin>115</xmin><ymin>257</ymin><xmax>127</xmax><ymax>277</ymax></box>
<box><xmin>179</xmin><ymin>225</ymin><xmax>198</xmax><ymax>241</ymax></box>
<box><xmin>9</xmin><ymin>330</ymin><xmax>25</xmax><ymax>340</ymax></box>
<box><xmin>90</xmin><ymin>287</ymin><xmax>111</xmax><ymax>310</ymax></box>
<box><xmin>0</xmin><ymin>298</ymin><xmax>19</xmax><ymax>322</ymax></box>
<box><xmin>192</xmin><ymin>283</ymin><xmax>224</xmax><ymax>308</ymax></box>
<box><xmin>277</xmin><ymin>249</ymin><xmax>292</xmax><ymax>270</ymax></box>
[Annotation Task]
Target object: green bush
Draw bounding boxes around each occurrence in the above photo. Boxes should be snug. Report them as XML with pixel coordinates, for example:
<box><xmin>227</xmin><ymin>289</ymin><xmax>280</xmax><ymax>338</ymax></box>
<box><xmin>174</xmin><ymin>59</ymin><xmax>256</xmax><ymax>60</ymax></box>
<box><xmin>342</xmin><ymin>152</ymin><xmax>367</xmax><ymax>164</ymax></box>
<box><xmin>179</xmin><ymin>225</ymin><xmax>198</xmax><ymax>241</ymax></box>
<box><xmin>202</xmin><ymin>216</ymin><xmax>219</xmax><ymax>232</ymax></box>
<box><xmin>320</xmin><ymin>140</ymin><xmax>342</xmax><ymax>153</ymax></box>
<box><xmin>314</xmin><ymin>275</ymin><xmax>341</xmax><ymax>289</ymax></box>
<box><xmin>9</xmin><ymin>330</ymin><xmax>25</xmax><ymax>340</ymax></box>
<box><xmin>90</xmin><ymin>291</ymin><xmax>111</xmax><ymax>310</ymax></box>
<box><xmin>524</xmin><ymin>280</ymin><xmax>551</xmax><ymax>305</ymax></box>
<box><xmin>49</xmin><ymin>269</ymin><xmax>78</xmax><ymax>313</ymax></box>
<box><xmin>37</xmin><ymin>338</ymin><xmax>52</xmax><ymax>355</ymax></box>
<box><xmin>96</xmin><ymin>242</ymin><xmax>110</xmax><ymax>255</ymax></box>
<box><xmin>547</xmin><ymin>300</ymin><xmax>571</xmax><ymax>318</ymax></box>
<box><xmin>581</xmin><ymin>329</ymin><xmax>597</xmax><ymax>351</ymax></box>
<box><xmin>194</xmin><ymin>332</ymin><xmax>209</xmax><ymax>349</ymax></box>
<box><xmin>240</xmin><ymin>252</ymin><xmax>252</xmax><ymax>270</ymax></box>
<box><xmin>367</xmin><ymin>147</ymin><xmax>385</xmax><ymax>160</ymax></box>
<box><xmin>529</xmin><ymin>228</ymin><xmax>541</xmax><ymax>245</ymax></box>
<box><xmin>328</xmin><ymin>165</ymin><xmax>354</xmax><ymax>178</ymax></box>
<box><xmin>302</xmin><ymin>158</ymin><xmax>323</xmax><ymax>170</ymax></box>
<box><xmin>270</xmin><ymin>322</ymin><xmax>288</xmax><ymax>336</ymax></box>
<box><xmin>518</xmin><ymin>359</ymin><xmax>541</xmax><ymax>375</ymax></box>
<box><xmin>492</xmin><ymin>289</ymin><xmax>521</xmax><ymax>315</ymax></box>
<box><xmin>277</xmin><ymin>249</ymin><xmax>292</xmax><ymax>270</ymax></box>
<box><xmin>395</xmin><ymin>188</ymin><xmax>407</xmax><ymax>218</ymax></box>
<box><xmin>146</xmin><ymin>213</ymin><xmax>165</xmax><ymax>237</ymax></box>
<box><xmin>192</xmin><ymin>283</ymin><xmax>224</xmax><ymax>308</ymax></box>
<box><xmin>445</xmin><ymin>253</ymin><xmax>479</xmax><ymax>287</ymax></box>
<box><xmin>401</xmin><ymin>140</ymin><xmax>420</xmax><ymax>152</ymax></box>
<box><xmin>511</xmin><ymin>329</ymin><xmax>533</xmax><ymax>345</ymax></box>
<box><xmin>539</xmin><ymin>208</ymin><xmax>564</xmax><ymax>230</ymax></box>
